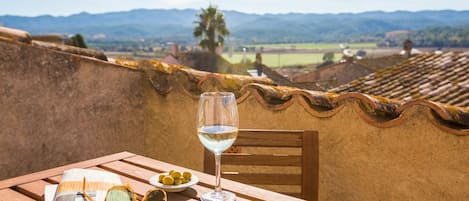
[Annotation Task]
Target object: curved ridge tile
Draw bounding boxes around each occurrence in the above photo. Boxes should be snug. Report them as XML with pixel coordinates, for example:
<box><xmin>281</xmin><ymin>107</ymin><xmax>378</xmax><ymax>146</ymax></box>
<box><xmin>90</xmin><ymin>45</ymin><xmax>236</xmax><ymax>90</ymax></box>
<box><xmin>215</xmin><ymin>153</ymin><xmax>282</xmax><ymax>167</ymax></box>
<box><xmin>334</xmin><ymin>92</ymin><xmax>402</xmax><ymax>115</ymax></box>
<box><xmin>241</xmin><ymin>83</ymin><xmax>296</xmax><ymax>111</ymax></box>
<box><xmin>0</xmin><ymin>26</ymin><xmax>32</xmax><ymax>44</ymax></box>
<box><xmin>288</xmin><ymin>89</ymin><xmax>344</xmax><ymax>118</ymax></box>
<box><xmin>287</xmin><ymin>89</ymin><xmax>338</xmax><ymax>108</ymax></box>
<box><xmin>236</xmin><ymin>90</ymin><xmax>252</xmax><ymax>104</ymax></box>
<box><xmin>398</xmin><ymin>100</ymin><xmax>469</xmax><ymax>127</ymax></box>
<box><xmin>197</xmin><ymin>73</ymin><xmax>229</xmax><ymax>89</ymax></box>
<box><xmin>352</xmin><ymin>102</ymin><xmax>410</xmax><ymax>128</ymax></box>
<box><xmin>297</xmin><ymin>97</ymin><xmax>345</xmax><ymax>118</ymax></box>
<box><xmin>426</xmin><ymin>110</ymin><xmax>469</xmax><ymax>136</ymax></box>
<box><xmin>111</xmin><ymin>58</ymin><xmax>139</xmax><ymax>70</ymax></box>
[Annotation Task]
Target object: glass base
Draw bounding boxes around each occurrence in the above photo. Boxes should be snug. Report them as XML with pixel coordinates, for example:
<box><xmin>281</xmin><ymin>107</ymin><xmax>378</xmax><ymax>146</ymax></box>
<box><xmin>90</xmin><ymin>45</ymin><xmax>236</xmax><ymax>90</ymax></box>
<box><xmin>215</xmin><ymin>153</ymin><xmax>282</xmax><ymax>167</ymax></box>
<box><xmin>200</xmin><ymin>191</ymin><xmax>236</xmax><ymax>201</ymax></box>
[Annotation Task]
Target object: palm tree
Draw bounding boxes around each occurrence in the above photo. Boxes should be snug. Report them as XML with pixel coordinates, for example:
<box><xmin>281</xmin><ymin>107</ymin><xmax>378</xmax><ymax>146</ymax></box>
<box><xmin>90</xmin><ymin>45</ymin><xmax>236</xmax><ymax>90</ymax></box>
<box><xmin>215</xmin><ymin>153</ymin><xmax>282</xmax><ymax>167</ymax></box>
<box><xmin>193</xmin><ymin>5</ymin><xmax>230</xmax><ymax>54</ymax></box>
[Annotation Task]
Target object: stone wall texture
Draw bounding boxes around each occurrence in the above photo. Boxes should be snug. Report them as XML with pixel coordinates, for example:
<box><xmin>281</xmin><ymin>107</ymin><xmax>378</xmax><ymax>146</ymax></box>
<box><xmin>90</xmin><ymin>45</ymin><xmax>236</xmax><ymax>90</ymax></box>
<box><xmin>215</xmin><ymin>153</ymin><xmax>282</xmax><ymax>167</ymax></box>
<box><xmin>1</xmin><ymin>38</ymin><xmax>469</xmax><ymax>201</ymax></box>
<box><xmin>0</xmin><ymin>39</ymin><xmax>145</xmax><ymax>179</ymax></box>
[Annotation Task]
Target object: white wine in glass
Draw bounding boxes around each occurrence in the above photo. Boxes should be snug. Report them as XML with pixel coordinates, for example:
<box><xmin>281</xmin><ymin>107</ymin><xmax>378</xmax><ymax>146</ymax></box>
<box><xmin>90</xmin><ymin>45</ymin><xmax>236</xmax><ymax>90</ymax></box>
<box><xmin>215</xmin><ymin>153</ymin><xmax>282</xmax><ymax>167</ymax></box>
<box><xmin>197</xmin><ymin>92</ymin><xmax>238</xmax><ymax>201</ymax></box>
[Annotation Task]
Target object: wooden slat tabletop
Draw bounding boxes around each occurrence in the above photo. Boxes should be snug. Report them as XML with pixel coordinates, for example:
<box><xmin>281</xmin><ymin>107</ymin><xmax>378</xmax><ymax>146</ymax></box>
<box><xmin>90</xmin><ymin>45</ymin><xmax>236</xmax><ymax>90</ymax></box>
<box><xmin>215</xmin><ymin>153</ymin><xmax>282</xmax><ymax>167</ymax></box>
<box><xmin>0</xmin><ymin>152</ymin><xmax>304</xmax><ymax>201</ymax></box>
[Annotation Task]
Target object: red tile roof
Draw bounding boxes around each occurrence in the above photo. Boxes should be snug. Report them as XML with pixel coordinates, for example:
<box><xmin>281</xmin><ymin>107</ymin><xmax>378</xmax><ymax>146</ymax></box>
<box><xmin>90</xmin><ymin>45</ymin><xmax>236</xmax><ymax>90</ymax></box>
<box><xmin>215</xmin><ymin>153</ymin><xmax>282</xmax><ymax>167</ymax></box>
<box><xmin>291</xmin><ymin>55</ymin><xmax>407</xmax><ymax>90</ymax></box>
<box><xmin>331</xmin><ymin>52</ymin><xmax>469</xmax><ymax>108</ymax></box>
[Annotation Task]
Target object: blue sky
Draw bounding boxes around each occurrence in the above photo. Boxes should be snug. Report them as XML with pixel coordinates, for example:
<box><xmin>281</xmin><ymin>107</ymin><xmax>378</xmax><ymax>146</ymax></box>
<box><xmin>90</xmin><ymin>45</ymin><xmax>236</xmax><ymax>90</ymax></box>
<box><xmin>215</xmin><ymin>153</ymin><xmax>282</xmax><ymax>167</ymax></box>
<box><xmin>1</xmin><ymin>0</ymin><xmax>469</xmax><ymax>16</ymax></box>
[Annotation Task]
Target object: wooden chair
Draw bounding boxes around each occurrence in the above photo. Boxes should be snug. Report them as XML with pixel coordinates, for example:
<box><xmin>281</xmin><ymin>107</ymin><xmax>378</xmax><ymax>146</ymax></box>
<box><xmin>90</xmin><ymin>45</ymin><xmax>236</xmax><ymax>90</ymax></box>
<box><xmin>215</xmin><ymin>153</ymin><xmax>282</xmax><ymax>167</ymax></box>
<box><xmin>204</xmin><ymin>129</ymin><xmax>319</xmax><ymax>201</ymax></box>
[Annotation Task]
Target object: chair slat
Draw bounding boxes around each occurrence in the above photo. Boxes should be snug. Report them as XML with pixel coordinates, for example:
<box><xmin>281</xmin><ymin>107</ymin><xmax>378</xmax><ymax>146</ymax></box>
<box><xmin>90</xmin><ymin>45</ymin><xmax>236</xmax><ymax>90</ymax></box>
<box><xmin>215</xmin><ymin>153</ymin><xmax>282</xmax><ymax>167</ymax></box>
<box><xmin>222</xmin><ymin>154</ymin><xmax>302</xmax><ymax>166</ymax></box>
<box><xmin>204</xmin><ymin>129</ymin><xmax>319</xmax><ymax>201</ymax></box>
<box><xmin>302</xmin><ymin>131</ymin><xmax>319</xmax><ymax>201</ymax></box>
<box><xmin>0</xmin><ymin>189</ymin><xmax>35</xmax><ymax>201</ymax></box>
<box><xmin>283</xmin><ymin>193</ymin><xmax>303</xmax><ymax>199</ymax></box>
<box><xmin>222</xmin><ymin>173</ymin><xmax>301</xmax><ymax>185</ymax></box>
<box><xmin>14</xmin><ymin>180</ymin><xmax>50</xmax><ymax>200</ymax></box>
<box><xmin>235</xmin><ymin>131</ymin><xmax>302</xmax><ymax>147</ymax></box>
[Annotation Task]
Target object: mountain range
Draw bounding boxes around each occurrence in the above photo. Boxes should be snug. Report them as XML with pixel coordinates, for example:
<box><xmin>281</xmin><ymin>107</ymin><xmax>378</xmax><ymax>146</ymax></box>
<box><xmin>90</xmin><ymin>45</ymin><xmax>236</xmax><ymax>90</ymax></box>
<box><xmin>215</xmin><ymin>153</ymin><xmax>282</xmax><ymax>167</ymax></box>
<box><xmin>1</xmin><ymin>9</ymin><xmax>469</xmax><ymax>43</ymax></box>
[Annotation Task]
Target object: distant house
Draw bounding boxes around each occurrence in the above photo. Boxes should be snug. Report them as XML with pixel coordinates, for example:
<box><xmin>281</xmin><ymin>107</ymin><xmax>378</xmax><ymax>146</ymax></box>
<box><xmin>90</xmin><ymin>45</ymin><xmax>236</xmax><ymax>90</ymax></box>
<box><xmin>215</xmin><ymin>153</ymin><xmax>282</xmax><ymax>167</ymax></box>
<box><xmin>161</xmin><ymin>54</ymin><xmax>181</xmax><ymax>65</ymax></box>
<box><xmin>292</xmin><ymin>54</ymin><xmax>408</xmax><ymax>90</ymax></box>
<box><xmin>331</xmin><ymin>52</ymin><xmax>469</xmax><ymax>107</ymax></box>
<box><xmin>161</xmin><ymin>43</ymin><xmax>181</xmax><ymax>65</ymax></box>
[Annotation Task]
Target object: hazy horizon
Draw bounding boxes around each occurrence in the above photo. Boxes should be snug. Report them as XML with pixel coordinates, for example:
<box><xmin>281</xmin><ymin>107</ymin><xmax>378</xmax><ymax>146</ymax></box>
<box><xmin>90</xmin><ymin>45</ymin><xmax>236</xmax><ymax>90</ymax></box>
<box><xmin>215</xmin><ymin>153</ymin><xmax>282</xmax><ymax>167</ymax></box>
<box><xmin>1</xmin><ymin>0</ymin><xmax>469</xmax><ymax>17</ymax></box>
<box><xmin>4</xmin><ymin>8</ymin><xmax>469</xmax><ymax>18</ymax></box>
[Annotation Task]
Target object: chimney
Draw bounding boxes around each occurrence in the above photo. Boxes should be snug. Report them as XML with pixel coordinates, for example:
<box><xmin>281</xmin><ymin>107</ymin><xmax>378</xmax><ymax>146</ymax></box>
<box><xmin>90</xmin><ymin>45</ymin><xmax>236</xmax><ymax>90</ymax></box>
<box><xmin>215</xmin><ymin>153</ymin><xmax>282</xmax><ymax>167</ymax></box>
<box><xmin>170</xmin><ymin>43</ymin><xmax>179</xmax><ymax>57</ymax></box>
<box><xmin>255</xmin><ymin>53</ymin><xmax>263</xmax><ymax>76</ymax></box>
<box><xmin>403</xmin><ymin>39</ymin><xmax>413</xmax><ymax>58</ymax></box>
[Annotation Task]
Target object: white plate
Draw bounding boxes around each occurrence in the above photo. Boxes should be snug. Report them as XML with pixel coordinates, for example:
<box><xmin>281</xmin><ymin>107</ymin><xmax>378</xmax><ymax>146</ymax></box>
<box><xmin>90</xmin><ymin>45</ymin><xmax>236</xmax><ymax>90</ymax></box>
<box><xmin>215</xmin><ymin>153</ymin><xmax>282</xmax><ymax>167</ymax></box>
<box><xmin>149</xmin><ymin>173</ymin><xmax>199</xmax><ymax>192</ymax></box>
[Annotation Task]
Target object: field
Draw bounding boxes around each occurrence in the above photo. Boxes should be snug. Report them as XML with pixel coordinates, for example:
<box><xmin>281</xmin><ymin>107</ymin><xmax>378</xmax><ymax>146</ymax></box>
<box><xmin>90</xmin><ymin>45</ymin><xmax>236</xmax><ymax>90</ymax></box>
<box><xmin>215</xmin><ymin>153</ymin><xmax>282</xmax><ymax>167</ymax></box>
<box><xmin>222</xmin><ymin>53</ymin><xmax>341</xmax><ymax>67</ymax></box>
<box><xmin>103</xmin><ymin>42</ymin><xmax>406</xmax><ymax>68</ymax></box>
<box><xmin>245</xmin><ymin>42</ymin><xmax>377</xmax><ymax>50</ymax></box>
<box><xmin>222</xmin><ymin>43</ymin><xmax>383</xmax><ymax>67</ymax></box>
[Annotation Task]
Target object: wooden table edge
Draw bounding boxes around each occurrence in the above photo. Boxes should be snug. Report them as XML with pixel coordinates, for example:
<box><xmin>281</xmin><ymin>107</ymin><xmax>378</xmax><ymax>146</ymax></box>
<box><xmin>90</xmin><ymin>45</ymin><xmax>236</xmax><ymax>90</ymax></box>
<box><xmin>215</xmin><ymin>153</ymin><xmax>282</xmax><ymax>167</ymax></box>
<box><xmin>0</xmin><ymin>151</ymin><xmax>135</xmax><ymax>189</ymax></box>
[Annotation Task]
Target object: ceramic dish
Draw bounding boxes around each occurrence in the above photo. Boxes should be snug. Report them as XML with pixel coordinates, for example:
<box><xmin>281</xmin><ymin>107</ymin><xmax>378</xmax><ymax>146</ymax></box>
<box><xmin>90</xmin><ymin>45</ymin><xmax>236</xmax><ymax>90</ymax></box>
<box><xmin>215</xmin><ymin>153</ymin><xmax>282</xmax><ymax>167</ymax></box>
<box><xmin>149</xmin><ymin>173</ymin><xmax>199</xmax><ymax>192</ymax></box>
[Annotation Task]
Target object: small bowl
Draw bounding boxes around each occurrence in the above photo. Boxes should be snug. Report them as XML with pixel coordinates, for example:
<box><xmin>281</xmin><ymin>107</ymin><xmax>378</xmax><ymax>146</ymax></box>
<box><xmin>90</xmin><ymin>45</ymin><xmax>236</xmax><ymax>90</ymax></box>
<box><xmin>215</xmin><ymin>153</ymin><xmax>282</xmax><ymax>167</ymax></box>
<box><xmin>149</xmin><ymin>173</ymin><xmax>199</xmax><ymax>192</ymax></box>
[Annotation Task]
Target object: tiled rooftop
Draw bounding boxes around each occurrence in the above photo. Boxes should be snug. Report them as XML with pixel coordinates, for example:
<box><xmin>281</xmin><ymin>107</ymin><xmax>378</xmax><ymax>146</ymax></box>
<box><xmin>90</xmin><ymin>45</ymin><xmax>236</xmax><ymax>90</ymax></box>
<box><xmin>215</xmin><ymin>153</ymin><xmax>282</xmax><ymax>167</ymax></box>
<box><xmin>291</xmin><ymin>55</ymin><xmax>407</xmax><ymax>90</ymax></box>
<box><xmin>332</xmin><ymin>52</ymin><xmax>469</xmax><ymax>108</ymax></box>
<box><xmin>292</xmin><ymin>62</ymin><xmax>374</xmax><ymax>89</ymax></box>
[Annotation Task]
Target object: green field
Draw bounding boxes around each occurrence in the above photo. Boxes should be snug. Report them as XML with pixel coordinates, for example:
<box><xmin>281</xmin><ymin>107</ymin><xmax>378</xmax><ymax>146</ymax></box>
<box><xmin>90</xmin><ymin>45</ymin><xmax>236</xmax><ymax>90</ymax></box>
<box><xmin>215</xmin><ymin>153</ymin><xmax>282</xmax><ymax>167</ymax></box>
<box><xmin>245</xmin><ymin>42</ymin><xmax>377</xmax><ymax>50</ymax></box>
<box><xmin>223</xmin><ymin>42</ymin><xmax>377</xmax><ymax>67</ymax></box>
<box><xmin>222</xmin><ymin>53</ymin><xmax>341</xmax><ymax>67</ymax></box>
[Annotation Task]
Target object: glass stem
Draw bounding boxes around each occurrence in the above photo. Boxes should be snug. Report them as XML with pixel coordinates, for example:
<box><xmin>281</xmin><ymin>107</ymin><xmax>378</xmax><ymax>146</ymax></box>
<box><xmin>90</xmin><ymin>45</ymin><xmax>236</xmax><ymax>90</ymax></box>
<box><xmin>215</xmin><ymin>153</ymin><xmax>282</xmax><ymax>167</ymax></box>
<box><xmin>214</xmin><ymin>153</ymin><xmax>222</xmax><ymax>193</ymax></box>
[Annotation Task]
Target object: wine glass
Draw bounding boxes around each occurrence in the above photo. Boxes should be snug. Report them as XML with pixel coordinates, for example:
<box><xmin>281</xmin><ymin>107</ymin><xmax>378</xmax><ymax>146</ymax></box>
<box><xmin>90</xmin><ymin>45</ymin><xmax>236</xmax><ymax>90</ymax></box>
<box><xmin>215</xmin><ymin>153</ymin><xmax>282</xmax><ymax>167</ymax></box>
<box><xmin>197</xmin><ymin>92</ymin><xmax>238</xmax><ymax>201</ymax></box>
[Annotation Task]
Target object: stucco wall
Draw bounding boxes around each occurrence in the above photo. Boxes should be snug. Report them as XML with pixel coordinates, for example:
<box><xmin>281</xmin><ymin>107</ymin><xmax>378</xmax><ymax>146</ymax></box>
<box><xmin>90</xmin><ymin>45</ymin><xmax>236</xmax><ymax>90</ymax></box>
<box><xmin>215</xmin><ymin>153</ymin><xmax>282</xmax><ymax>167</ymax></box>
<box><xmin>145</xmin><ymin>80</ymin><xmax>469</xmax><ymax>201</ymax></box>
<box><xmin>0</xmin><ymin>40</ymin><xmax>145</xmax><ymax>179</ymax></box>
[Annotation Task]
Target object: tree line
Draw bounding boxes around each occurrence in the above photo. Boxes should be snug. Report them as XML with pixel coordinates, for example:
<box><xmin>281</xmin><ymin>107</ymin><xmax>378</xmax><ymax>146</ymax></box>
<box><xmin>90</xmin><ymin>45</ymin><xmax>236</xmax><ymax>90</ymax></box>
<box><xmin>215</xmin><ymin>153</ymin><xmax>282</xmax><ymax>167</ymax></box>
<box><xmin>379</xmin><ymin>26</ymin><xmax>469</xmax><ymax>47</ymax></box>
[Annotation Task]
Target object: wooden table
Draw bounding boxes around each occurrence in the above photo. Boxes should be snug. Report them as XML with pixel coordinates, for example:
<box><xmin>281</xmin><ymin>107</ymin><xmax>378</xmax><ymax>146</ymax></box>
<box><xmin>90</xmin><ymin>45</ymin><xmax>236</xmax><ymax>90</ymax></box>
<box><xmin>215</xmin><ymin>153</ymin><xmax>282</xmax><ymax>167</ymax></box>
<box><xmin>0</xmin><ymin>152</ymin><xmax>303</xmax><ymax>201</ymax></box>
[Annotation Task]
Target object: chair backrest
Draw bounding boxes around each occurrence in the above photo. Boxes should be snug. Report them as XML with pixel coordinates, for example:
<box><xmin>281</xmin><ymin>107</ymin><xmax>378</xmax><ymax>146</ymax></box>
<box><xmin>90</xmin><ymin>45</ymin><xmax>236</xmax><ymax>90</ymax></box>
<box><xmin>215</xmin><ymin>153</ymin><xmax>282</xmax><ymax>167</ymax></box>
<box><xmin>204</xmin><ymin>129</ymin><xmax>319</xmax><ymax>201</ymax></box>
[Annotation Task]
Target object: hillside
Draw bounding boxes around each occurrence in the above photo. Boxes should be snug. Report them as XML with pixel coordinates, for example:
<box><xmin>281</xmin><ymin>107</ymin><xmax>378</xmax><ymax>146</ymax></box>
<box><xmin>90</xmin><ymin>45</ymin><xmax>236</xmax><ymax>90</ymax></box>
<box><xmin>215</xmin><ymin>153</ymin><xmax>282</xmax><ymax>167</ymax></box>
<box><xmin>2</xmin><ymin>9</ymin><xmax>469</xmax><ymax>43</ymax></box>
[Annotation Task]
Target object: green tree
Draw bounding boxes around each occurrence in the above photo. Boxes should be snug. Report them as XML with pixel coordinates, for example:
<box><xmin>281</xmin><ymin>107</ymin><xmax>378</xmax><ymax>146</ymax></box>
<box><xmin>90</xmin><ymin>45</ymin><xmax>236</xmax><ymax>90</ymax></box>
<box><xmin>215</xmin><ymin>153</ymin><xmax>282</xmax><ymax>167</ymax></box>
<box><xmin>70</xmin><ymin>34</ymin><xmax>87</xmax><ymax>48</ymax></box>
<box><xmin>317</xmin><ymin>52</ymin><xmax>335</xmax><ymax>68</ymax></box>
<box><xmin>322</xmin><ymin>52</ymin><xmax>335</xmax><ymax>62</ymax></box>
<box><xmin>193</xmin><ymin>5</ymin><xmax>230</xmax><ymax>54</ymax></box>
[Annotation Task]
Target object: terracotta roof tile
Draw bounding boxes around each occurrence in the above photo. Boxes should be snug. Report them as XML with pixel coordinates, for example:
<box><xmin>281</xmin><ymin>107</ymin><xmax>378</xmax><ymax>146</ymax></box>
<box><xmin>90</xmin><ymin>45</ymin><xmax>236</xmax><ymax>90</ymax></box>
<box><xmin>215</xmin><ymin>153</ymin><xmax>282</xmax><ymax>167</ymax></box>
<box><xmin>332</xmin><ymin>52</ymin><xmax>469</xmax><ymax>108</ymax></box>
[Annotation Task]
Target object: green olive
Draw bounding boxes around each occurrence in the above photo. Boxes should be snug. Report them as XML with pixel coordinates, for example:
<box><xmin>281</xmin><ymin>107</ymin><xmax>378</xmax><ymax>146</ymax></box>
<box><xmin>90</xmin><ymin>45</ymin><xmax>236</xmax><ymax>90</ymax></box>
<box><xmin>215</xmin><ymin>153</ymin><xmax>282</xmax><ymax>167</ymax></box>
<box><xmin>174</xmin><ymin>178</ymin><xmax>182</xmax><ymax>185</ymax></box>
<box><xmin>183</xmin><ymin>172</ymin><xmax>192</xmax><ymax>180</ymax></box>
<box><xmin>162</xmin><ymin>176</ymin><xmax>174</xmax><ymax>185</ymax></box>
<box><xmin>170</xmin><ymin>171</ymin><xmax>182</xmax><ymax>179</ymax></box>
